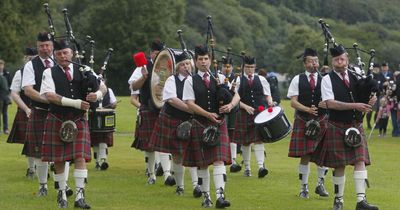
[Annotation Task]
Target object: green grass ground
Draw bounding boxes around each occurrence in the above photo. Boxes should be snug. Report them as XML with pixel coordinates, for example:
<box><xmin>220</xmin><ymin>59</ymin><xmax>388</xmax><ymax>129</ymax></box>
<box><xmin>0</xmin><ymin>97</ymin><xmax>399</xmax><ymax>210</ymax></box>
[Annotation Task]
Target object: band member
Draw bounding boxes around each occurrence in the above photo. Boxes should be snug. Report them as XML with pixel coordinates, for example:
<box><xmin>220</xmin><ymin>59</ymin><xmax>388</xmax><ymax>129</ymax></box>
<box><xmin>221</xmin><ymin>57</ymin><xmax>241</xmax><ymax>173</ymax></box>
<box><xmin>287</xmin><ymin>48</ymin><xmax>329</xmax><ymax>198</ymax></box>
<box><xmin>312</xmin><ymin>45</ymin><xmax>378</xmax><ymax>210</ymax></box>
<box><xmin>182</xmin><ymin>45</ymin><xmax>240</xmax><ymax>208</ymax></box>
<box><xmin>129</xmin><ymin>39</ymin><xmax>174</xmax><ymax>185</ymax></box>
<box><xmin>21</xmin><ymin>32</ymin><xmax>53</xmax><ymax>196</ymax></box>
<box><xmin>7</xmin><ymin>47</ymin><xmax>36</xmax><ymax>178</ymax></box>
<box><xmin>233</xmin><ymin>56</ymin><xmax>272</xmax><ymax>178</ymax></box>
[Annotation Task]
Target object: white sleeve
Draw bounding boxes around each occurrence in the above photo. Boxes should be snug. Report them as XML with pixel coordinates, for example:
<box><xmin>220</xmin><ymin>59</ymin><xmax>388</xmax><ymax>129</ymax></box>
<box><xmin>40</xmin><ymin>69</ymin><xmax>55</xmax><ymax>96</ymax></box>
<box><xmin>182</xmin><ymin>76</ymin><xmax>194</xmax><ymax>101</ymax></box>
<box><xmin>128</xmin><ymin>67</ymin><xmax>142</xmax><ymax>85</ymax></box>
<box><xmin>10</xmin><ymin>70</ymin><xmax>22</xmax><ymax>92</ymax></box>
<box><xmin>235</xmin><ymin>76</ymin><xmax>241</xmax><ymax>92</ymax></box>
<box><xmin>259</xmin><ymin>76</ymin><xmax>271</xmax><ymax>96</ymax></box>
<box><xmin>108</xmin><ymin>88</ymin><xmax>117</xmax><ymax>104</ymax></box>
<box><xmin>321</xmin><ymin>75</ymin><xmax>334</xmax><ymax>101</ymax></box>
<box><xmin>21</xmin><ymin>61</ymin><xmax>36</xmax><ymax>89</ymax></box>
<box><xmin>162</xmin><ymin>76</ymin><xmax>177</xmax><ymax>101</ymax></box>
<box><xmin>287</xmin><ymin>75</ymin><xmax>300</xmax><ymax>98</ymax></box>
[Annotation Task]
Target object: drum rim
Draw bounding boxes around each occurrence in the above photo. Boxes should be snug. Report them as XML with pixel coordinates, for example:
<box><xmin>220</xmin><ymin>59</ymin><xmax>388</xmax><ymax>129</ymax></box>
<box><xmin>254</xmin><ymin>106</ymin><xmax>282</xmax><ymax>124</ymax></box>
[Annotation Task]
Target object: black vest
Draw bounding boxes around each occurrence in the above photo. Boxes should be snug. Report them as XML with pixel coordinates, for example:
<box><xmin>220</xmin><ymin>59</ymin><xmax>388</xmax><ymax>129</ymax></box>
<box><xmin>193</xmin><ymin>73</ymin><xmax>218</xmax><ymax>119</ymax></box>
<box><xmin>328</xmin><ymin>71</ymin><xmax>362</xmax><ymax>123</ymax></box>
<box><xmin>297</xmin><ymin>73</ymin><xmax>326</xmax><ymax>117</ymax></box>
<box><xmin>164</xmin><ymin>75</ymin><xmax>192</xmax><ymax>121</ymax></box>
<box><xmin>239</xmin><ymin>75</ymin><xmax>266</xmax><ymax>109</ymax></box>
<box><xmin>49</xmin><ymin>65</ymin><xmax>85</xmax><ymax>116</ymax></box>
<box><xmin>19</xmin><ymin>68</ymin><xmax>31</xmax><ymax>106</ymax></box>
<box><xmin>31</xmin><ymin>56</ymin><xmax>49</xmax><ymax>109</ymax></box>
<box><xmin>139</xmin><ymin>59</ymin><xmax>153</xmax><ymax>107</ymax></box>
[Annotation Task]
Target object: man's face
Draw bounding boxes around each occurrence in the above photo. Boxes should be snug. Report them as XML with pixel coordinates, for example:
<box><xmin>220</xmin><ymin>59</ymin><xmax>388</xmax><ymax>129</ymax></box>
<box><xmin>54</xmin><ymin>48</ymin><xmax>73</xmax><ymax>68</ymax></box>
<box><xmin>0</xmin><ymin>62</ymin><xmax>4</xmax><ymax>71</ymax></box>
<box><xmin>244</xmin><ymin>64</ymin><xmax>256</xmax><ymax>76</ymax></box>
<box><xmin>195</xmin><ymin>55</ymin><xmax>210</xmax><ymax>72</ymax></box>
<box><xmin>331</xmin><ymin>53</ymin><xmax>348</xmax><ymax>72</ymax></box>
<box><xmin>150</xmin><ymin>50</ymin><xmax>159</xmax><ymax>61</ymax></box>
<box><xmin>304</xmin><ymin>56</ymin><xmax>319</xmax><ymax>72</ymax></box>
<box><xmin>37</xmin><ymin>41</ymin><xmax>53</xmax><ymax>58</ymax></box>
<box><xmin>382</xmin><ymin>66</ymin><xmax>389</xmax><ymax>73</ymax></box>
<box><xmin>221</xmin><ymin>64</ymin><xmax>233</xmax><ymax>75</ymax></box>
<box><xmin>177</xmin><ymin>60</ymin><xmax>192</xmax><ymax>77</ymax></box>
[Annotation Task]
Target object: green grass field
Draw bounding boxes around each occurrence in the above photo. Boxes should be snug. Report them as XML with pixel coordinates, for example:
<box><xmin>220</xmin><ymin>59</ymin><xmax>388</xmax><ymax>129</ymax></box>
<box><xmin>0</xmin><ymin>97</ymin><xmax>399</xmax><ymax>210</ymax></box>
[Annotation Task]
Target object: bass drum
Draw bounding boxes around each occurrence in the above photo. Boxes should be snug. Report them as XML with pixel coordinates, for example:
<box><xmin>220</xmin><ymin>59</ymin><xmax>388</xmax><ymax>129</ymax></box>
<box><xmin>150</xmin><ymin>48</ymin><xmax>194</xmax><ymax>109</ymax></box>
<box><xmin>254</xmin><ymin>106</ymin><xmax>292</xmax><ymax>143</ymax></box>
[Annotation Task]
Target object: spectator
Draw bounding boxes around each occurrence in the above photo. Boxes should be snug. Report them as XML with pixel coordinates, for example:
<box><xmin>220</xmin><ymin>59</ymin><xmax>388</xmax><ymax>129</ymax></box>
<box><xmin>0</xmin><ymin>59</ymin><xmax>12</xmax><ymax>134</ymax></box>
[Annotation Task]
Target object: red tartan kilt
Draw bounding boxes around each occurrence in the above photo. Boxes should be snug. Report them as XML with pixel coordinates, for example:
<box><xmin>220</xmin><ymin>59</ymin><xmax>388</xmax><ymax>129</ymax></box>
<box><xmin>182</xmin><ymin>118</ymin><xmax>231</xmax><ymax>168</ymax></box>
<box><xmin>41</xmin><ymin>113</ymin><xmax>91</xmax><ymax>162</ymax></box>
<box><xmin>7</xmin><ymin>108</ymin><xmax>28</xmax><ymax>144</ymax></box>
<box><xmin>148</xmin><ymin>111</ymin><xmax>190</xmax><ymax>156</ymax></box>
<box><xmin>90</xmin><ymin>132</ymin><xmax>114</xmax><ymax>147</ymax></box>
<box><xmin>233</xmin><ymin>109</ymin><xmax>263</xmax><ymax>145</ymax></box>
<box><xmin>131</xmin><ymin>108</ymin><xmax>159</xmax><ymax>151</ymax></box>
<box><xmin>25</xmin><ymin>108</ymin><xmax>48</xmax><ymax>158</ymax></box>
<box><xmin>311</xmin><ymin>120</ymin><xmax>370</xmax><ymax>168</ymax></box>
<box><xmin>288</xmin><ymin>115</ymin><xmax>327</xmax><ymax>157</ymax></box>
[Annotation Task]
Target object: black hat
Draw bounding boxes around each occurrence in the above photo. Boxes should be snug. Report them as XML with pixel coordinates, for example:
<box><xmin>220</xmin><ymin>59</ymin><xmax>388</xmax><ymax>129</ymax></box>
<box><xmin>37</xmin><ymin>32</ymin><xmax>52</xmax><ymax>42</ymax></box>
<box><xmin>303</xmin><ymin>48</ymin><xmax>318</xmax><ymax>57</ymax></box>
<box><xmin>222</xmin><ymin>56</ymin><xmax>233</xmax><ymax>65</ymax></box>
<box><xmin>194</xmin><ymin>45</ymin><xmax>209</xmax><ymax>56</ymax></box>
<box><xmin>373</xmin><ymin>63</ymin><xmax>380</xmax><ymax>68</ymax></box>
<box><xmin>244</xmin><ymin>56</ymin><xmax>256</xmax><ymax>65</ymax></box>
<box><xmin>329</xmin><ymin>45</ymin><xmax>346</xmax><ymax>57</ymax></box>
<box><xmin>175</xmin><ymin>52</ymin><xmax>191</xmax><ymax>64</ymax></box>
<box><xmin>150</xmin><ymin>39</ymin><xmax>165</xmax><ymax>51</ymax></box>
<box><xmin>382</xmin><ymin>62</ymin><xmax>388</xmax><ymax>67</ymax></box>
<box><xmin>24</xmin><ymin>47</ymin><xmax>38</xmax><ymax>56</ymax></box>
<box><xmin>53</xmin><ymin>39</ymin><xmax>72</xmax><ymax>51</ymax></box>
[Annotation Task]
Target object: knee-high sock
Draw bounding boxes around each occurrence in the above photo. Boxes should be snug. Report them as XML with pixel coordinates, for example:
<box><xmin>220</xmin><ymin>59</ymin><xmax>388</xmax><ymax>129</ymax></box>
<box><xmin>332</xmin><ymin>175</ymin><xmax>346</xmax><ymax>200</ymax></box>
<box><xmin>173</xmin><ymin>162</ymin><xmax>184</xmax><ymax>188</ymax></box>
<box><xmin>154</xmin><ymin>151</ymin><xmax>160</xmax><ymax>165</ymax></box>
<box><xmin>74</xmin><ymin>169</ymin><xmax>88</xmax><ymax>201</ymax></box>
<box><xmin>317</xmin><ymin>166</ymin><xmax>328</xmax><ymax>184</ymax></box>
<box><xmin>189</xmin><ymin>167</ymin><xmax>198</xmax><ymax>188</ymax></box>
<box><xmin>242</xmin><ymin>145</ymin><xmax>251</xmax><ymax>170</ymax></box>
<box><xmin>299</xmin><ymin>163</ymin><xmax>310</xmax><ymax>187</ymax></box>
<box><xmin>145</xmin><ymin>151</ymin><xmax>155</xmax><ymax>179</ymax></box>
<box><xmin>54</xmin><ymin>172</ymin><xmax>67</xmax><ymax>200</ymax></box>
<box><xmin>197</xmin><ymin>168</ymin><xmax>210</xmax><ymax>193</ymax></box>
<box><xmin>27</xmin><ymin>156</ymin><xmax>35</xmax><ymax>170</ymax></box>
<box><xmin>98</xmin><ymin>143</ymin><xmax>108</xmax><ymax>160</ymax></box>
<box><xmin>354</xmin><ymin>170</ymin><xmax>368</xmax><ymax>202</ymax></box>
<box><xmin>34</xmin><ymin>158</ymin><xmax>48</xmax><ymax>187</ymax></box>
<box><xmin>254</xmin><ymin>143</ymin><xmax>265</xmax><ymax>169</ymax></box>
<box><xmin>93</xmin><ymin>146</ymin><xmax>99</xmax><ymax>162</ymax></box>
<box><xmin>159</xmin><ymin>152</ymin><xmax>172</xmax><ymax>179</ymax></box>
<box><xmin>230</xmin><ymin>143</ymin><xmax>237</xmax><ymax>163</ymax></box>
<box><xmin>64</xmin><ymin>162</ymin><xmax>70</xmax><ymax>182</ymax></box>
<box><xmin>213</xmin><ymin>165</ymin><xmax>226</xmax><ymax>199</ymax></box>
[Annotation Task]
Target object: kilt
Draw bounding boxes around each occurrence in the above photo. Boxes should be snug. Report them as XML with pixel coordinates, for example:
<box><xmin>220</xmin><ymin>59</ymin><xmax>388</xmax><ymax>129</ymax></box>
<box><xmin>7</xmin><ymin>108</ymin><xmax>28</xmax><ymax>144</ymax></box>
<box><xmin>288</xmin><ymin>114</ymin><xmax>327</xmax><ymax>158</ymax></box>
<box><xmin>148</xmin><ymin>111</ymin><xmax>190</xmax><ymax>156</ymax></box>
<box><xmin>311</xmin><ymin>120</ymin><xmax>370</xmax><ymax>168</ymax></box>
<box><xmin>233</xmin><ymin>109</ymin><xmax>263</xmax><ymax>145</ymax></box>
<box><xmin>24</xmin><ymin>108</ymin><xmax>48</xmax><ymax>158</ymax></box>
<box><xmin>182</xmin><ymin>118</ymin><xmax>231</xmax><ymax>168</ymax></box>
<box><xmin>226</xmin><ymin>106</ymin><xmax>238</xmax><ymax>139</ymax></box>
<box><xmin>131</xmin><ymin>107</ymin><xmax>159</xmax><ymax>152</ymax></box>
<box><xmin>41</xmin><ymin>113</ymin><xmax>91</xmax><ymax>162</ymax></box>
<box><xmin>90</xmin><ymin>131</ymin><xmax>114</xmax><ymax>147</ymax></box>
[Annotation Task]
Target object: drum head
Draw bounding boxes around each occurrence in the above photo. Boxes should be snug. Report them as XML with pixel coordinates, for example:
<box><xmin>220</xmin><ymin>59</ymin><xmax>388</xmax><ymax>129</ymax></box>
<box><xmin>254</xmin><ymin>106</ymin><xmax>282</xmax><ymax>124</ymax></box>
<box><xmin>95</xmin><ymin>108</ymin><xmax>115</xmax><ymax>113</ymax></box>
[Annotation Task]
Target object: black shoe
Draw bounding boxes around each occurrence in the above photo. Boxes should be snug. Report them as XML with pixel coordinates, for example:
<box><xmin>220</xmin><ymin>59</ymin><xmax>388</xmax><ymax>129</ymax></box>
<box><xmin>57</xmin><ymin>190</ymin><xmax>68</xmax><ymax>208</ymax></box>
<box><xmin>315</xmin><ymin>183</ymin><xmax>329</xmax><ymax>197</ymax></box>
<box><xmin>95</xmin><ymin>162</ymin><xmax>101</xmax><ymax>170</ymax></box>
<box><xmin>26</xmin><ymin>168</ymin><xmax>35</xmax><ymax>179</ymax></box>
<box><xmin>155</xmin><ymin>163</ymin><xmax>164</xmax><ymax>176</ymax></box>
<box><xmin>229</xmin><ymin>163</ymin><xmax>242</xmax><ymax>173</ymax></box>
<box><xmin>100</xmin><ymin>162</ymin><xmax>109</xmax><ymax>170</ymax></box>
<box><xmin>299</xmin><ymin>189</ymin><xmax>309</xmax><ymax>199</ymax></box>
<box><xmin>356</xmin><ymin>199</ymin><xmax>379</xmax><ymax>210</ymax></box>
<box><xmin>216</xmin><ymin>197</ymin><xmax>231</xmax><ymax>209</ymax></box>
<box><xmin>258</xmin><ymin>167</ymin><xmax>268</xmax><ymax>178</ymax></box>
<box><xmin>38</xmin><ymin>185</ymin><xmax>48</xmax><ymax>197</ymax></box>
<box><xmin>164</xmin><ymin>175</ymin><xmax>176</xmax><ymax>186</ymax></box>
<box><xmin>201</xmin><ymin>193</ymin><xmax>213</xmax><ymax>208</ymax></box>
<box><xmin>176</xmin><ymin>186</ymin><xmax>184</xmax><ymax>196</ymax></box>
<box><xmin>333</xmin><ymin>197</ymin><xmax>344</xmax><ymax>210</ymax></box>
<box><xmin>147</xmin><ymin>177</ymin><xmax>156</xmax><ymax>185</ymax></box>
<box><xmin>74</xmin><ymin>198</ymin><xmax>91</xmax><ymax>209</ymax></box>
<box><xmin>66</xmin><ymin>186</ymin><xmax>74</xmax><ymax>197</ymax></box>
<box><xmin>193</xmin><ymin>185</ymin><xmax>202</xmax><ymax>198</ymax></box>
<box><xmin>243</xmin><ymin>169</ymin><xmax>251</xmax><ymax>177</ymax></box>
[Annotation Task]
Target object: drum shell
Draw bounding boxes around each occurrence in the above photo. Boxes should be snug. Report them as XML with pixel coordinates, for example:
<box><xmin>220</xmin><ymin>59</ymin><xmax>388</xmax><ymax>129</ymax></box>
<box><xmin>255</xmin><ymin>109</ymin><xmax>292</xmax><ymax>143</ymax></box>
<box><xmin>89</xmin><ymin>109</ymin><xmax>116</xmax><ymax>132</ymax></box>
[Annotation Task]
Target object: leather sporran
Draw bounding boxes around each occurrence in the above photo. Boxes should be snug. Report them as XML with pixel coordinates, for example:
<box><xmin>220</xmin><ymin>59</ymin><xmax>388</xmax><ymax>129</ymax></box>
<box><xmin>177</xmin><ymin>120</ymin><xmax>192</xmax><ymax>140</ymax></box>
<box><xmin>304</xmin><ymin>119</ymin><xmax>321</xmax><ymax>140</ymax></box>
<box><xmin>60</xmin><ymin>120</ymin><xmax>78</xmax><ymax>143</ymax></box>
<box><xmin>201</xmin><ymin>125</ymin><xmax>220</xmax><ymax>148</ymax></box>
<box><xmin>344</xmin><ymin>127</ymin><xmax>362</xmax><ymax>148</ymax></box>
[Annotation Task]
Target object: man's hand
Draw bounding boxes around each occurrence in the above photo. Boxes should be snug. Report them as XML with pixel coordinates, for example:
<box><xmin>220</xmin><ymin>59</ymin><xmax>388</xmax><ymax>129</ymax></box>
<box><xmin>207</xmin><ymin>112</ymin><xmax>221</xmax><ymax>123</ymax></box>
<box><xmin>318</xmin><ymin>101</ymin><xmax>327</xmax><ymax>109</ymax></box>
<box><xmin>219</xmin><ymin>103</ymin><xmax>233</xmax><ymax>114</ymax></box>
<box><xmin>308</xmin><ymin>105</ymin><xmax>318</xmax><ymax>116</ymax></box>
<box><xmin>353</xmin><ymin>103</ymin><xmax>372</xmax><ymax>113</ymax></box>
<box><xmin>368</xmin><ymin>95</ymin><xmax>377</xmax><ymax>106</ymax></box>
<box><xmin>86</xmin><ymin>92</ymin><xmax>98</xmax><ymax>102</ymax></box>
<box><xmin>141</xmin><ymin>66</ymin><xmax>148</xmax><ymax>78</ymax></box>
<box><xmin>243</xmin><ymin>104</ymin><xmax>255</xmax><ymax>115</ymax></box>
<box><xmin>80</xmin><ymin>101</ymin><xmax>91</xmax><ymax>110</ymax></box>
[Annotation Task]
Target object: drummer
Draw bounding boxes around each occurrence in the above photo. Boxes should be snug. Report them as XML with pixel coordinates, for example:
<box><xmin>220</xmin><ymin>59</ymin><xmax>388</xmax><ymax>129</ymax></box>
<box><xmin>287</xmin><ymin>48</ymin><xmax>329</xmax><ymax>199</ymax></box>
<box><xmin>233</xmin><ymin>56</ymin><xmax>273</xmax><ymax>178</ymax></box>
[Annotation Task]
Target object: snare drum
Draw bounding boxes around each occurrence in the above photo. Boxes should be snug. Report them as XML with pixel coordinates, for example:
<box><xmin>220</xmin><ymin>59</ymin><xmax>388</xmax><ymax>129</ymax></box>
<box><xmin>89</xmin><ymin>109</ymin><xmax>116</xmax><ymax>132</ymax></box>
<box><xmin>254</xmin><ymin>106</ymin><xmax>291</xmax><ymax>143</ymax></box>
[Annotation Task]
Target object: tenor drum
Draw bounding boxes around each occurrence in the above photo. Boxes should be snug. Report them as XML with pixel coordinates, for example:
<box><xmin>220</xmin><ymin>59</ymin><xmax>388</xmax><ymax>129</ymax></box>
<box><xmin>89</xmin><ymin>108</ymin><xmax>116</xmax><ymax>132</ymax></box>
<box><xmin>151</xmin><ymin>48</ymin><xmax>194</xmax><ymax>109</ymax></box>
<box><xmin>254</xmin><ymin>106</ymin><xmax>291</xmax><ymax>143</ymax></box>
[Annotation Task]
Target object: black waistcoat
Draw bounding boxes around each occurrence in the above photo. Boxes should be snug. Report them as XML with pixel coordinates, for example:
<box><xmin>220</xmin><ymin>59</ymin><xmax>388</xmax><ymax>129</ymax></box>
<box><xmin>297</xmin><ymin>73</ymin><xmax>327</xmax><ymax>117</ymax></box>
<box><xmin>193</xmin><ymin>73</ymin><xmax>218</xmax><ymax>119</ymax></box>
<box><xmin>49</xmin><ymin>65</ymin><xmax>85</xmax><ymax>116</ymax></box>
<box><xmin>31</xmin><ymin>56</ymin><xmax>49</xmax><ymax>109</ymax></box>
<box><xmin>239</xmin><ymin>75</ymin><xmax>266</xmax><ymax>108</ymax></box>
<box><xmin>164</xmin><ymin>75</ymin><xmax>192</xmax><ymax>121</ymax></box>
<box><xmin>139</xmin><ymin>59</ymin><xmax>153</xmax><ymax>107</ymax></box>
<box><xmin>328</xmin><ymin>71</ymin><xmax>362</xmax><ymax>122</ymax></box>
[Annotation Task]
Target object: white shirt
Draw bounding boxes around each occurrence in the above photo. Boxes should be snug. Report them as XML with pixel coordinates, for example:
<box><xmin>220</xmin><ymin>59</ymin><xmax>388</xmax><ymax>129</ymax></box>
<box><xmin>21</xmin><ymin>56</ymin><xmax>54</xmax><ymax>89</ymax></box>
<box><xmin>108</xmin><ymin>88</ymin><xmax>117</xmax><ymax>104</ymax></box>
<box><xmin>234</xmin><ymin>73</ymin><xmax>271</xmax><ymax>96</ymax></box>
<box><xmin>287</xmin><ymin>71</ymin><xmax>318</xmax><ymax>98</ymax></box>
<box><xmin>321</xmin><ymin>70</ymin><xmax>350</xmax><ymax>101</ymax></box>
<box><xmin>40</xmin><ymin>64</ymin><xmax>75</xmax><ymax>96</ymax></box>
<box><xmin>182</xmin><ymin>71</ymin><xmax>226</xmax><ymax>101</ymax></box>
<box><xmin>163</xmin><ymin>74</ymin><xmax>187</xmax><ymax>101</ymax></box>
<box><xmin>128</xmin><ymin>68</ymin><xmax>141</xmax><ymax>95</ymax></box>
<box><xmin>10</xmin><ymin>70</ymin><xmax>22</xmax><ymax>92</ymax></box>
